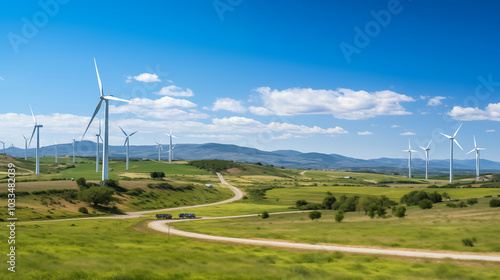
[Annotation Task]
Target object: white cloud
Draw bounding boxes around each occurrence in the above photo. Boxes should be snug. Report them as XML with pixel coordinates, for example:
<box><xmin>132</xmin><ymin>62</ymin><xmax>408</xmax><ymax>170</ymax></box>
<box><xmin>419</xmin><ymin>95</ymin><xmax>427</xmax><ymax>100</ymax></box>
<box><xmin>391</xmin><ymin>124</ymin><xmax>400</xmax><ymax>128</ymax></box>
<box><xmin>212</xmin><ymin>98</ymin><xmax>247</xmax><ymax>113</ymax></box>
<box><xmin>448</xmin><ymin>103</ymin><xmax>500</xmax><ymax>121</ymax></box>
<box><xmin>185</xmin><ymin>134</ymin><xmax>244</xmax><ymax>141</ymax></box>
<box><xmin>486</xmin><ymin>129</ymin><xmax>495</xmax><ymax>133</ymax></box>
<box><xmin>249</xmin><ymin>106</ymin><xmax>274</xmax><ymax>116</ymax></box>
<box><xmin>133</xmin><ymin>73</ymin><xmax>160</xmax><ymax>83</ymax></box>
<box><xmin>427</xmin><ymin>96</ymin><xmax>446</xmax><ymax>106</ymax></box>
<box><xmin>253</xmin><ymin>87</ymin><xmax>414</xmax><ymax>120</ymax></box>
<box><xmin>272</xmin><ymin>133</ymin><xmax>293</xmax><ymax>140</ymax></box>
<box><xmin>125</xmin><ymin>75</ymin><xmax>132</xmax><ymax>83</ymax></box>
<box><xmin>400</xmin><ymin>132</ymin><xmax>416</xmax><ymax>136</ymax></box>
<box><xmin>155</xmin><ymin>85</ymin><xmax>194</xmax><ymax>97</ymax></box>
<box><xmin>358</xmin><ymin>131</ymin><xmax>373</xmax><ymax>135</ymax></box>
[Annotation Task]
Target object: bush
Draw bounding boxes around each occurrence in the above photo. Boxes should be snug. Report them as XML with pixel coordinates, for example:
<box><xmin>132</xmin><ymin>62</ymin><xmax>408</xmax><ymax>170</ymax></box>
<box><xmin>457</xmin><ymin>201</ymin><xmax>468</xmax><ymax>208</ymax></box>
<box><xmin>322</xmin><ymin>195</ymin><xmax>337</xmax><ymax>210</ymax></box>
<box><xmin>78</xmin><ymin>186</ymin><xmax>115</xmax><ymax>206</ymax></box>
<box><xmin>76</xmin><ymin>177</ymin><xmax>88</xmax><ymax>190</ymax></box>
<box><xmin>296</xmin><ymin>200</ymin><xmax>308</xmax><ymax>208</ymax></box>
<box><xmin>418</xmin><ymin>199</ymin><xmax>433</xmax><ymax>209</ymax></box>
<box><xmin>428</xmin><ymin>191</ymin><xmax>442</xmax><ymax>203</ymax></box>
<box><xmin>467</xmin><ymin>198</ymin><xmax>478</xmax><ymax>206</ymax></box>
<box><xmin>150</xmin><ymin>172</ymin><xmax>166</xmax><ymax>179</ymax></box>
<box><xmin>299</xmin><ymin>203</ymin><xmax>323</xmax><ymax>210</ymax></box>
<box><xmin>308</xmin><ymin>211</ymin><xmax>322</xmax><ymax>221</ymax></box>
<box><xmin>393</xmin><ymin>206</ymin><xmax>406</xmax><ymax>218</ymax></box>
<box><xmin>261</xmin><ymin>211</ymin><xmax>269</xmax><ymax>219</ymax></box>
<box><xmin>335</xmin><ymin>210</ymin><xmax>344</xmax><ymax>223</ymax></box>
<box><xmin>78</xmin><ymin>207</ymin><xmax>88</xmax><ymax>214</ymax></box>
<box><xmin>490</xmin><ymin>199</ymin><xmax>500</xmax><ymax>207</ymax></box>
<box><xmin>462</xmin><ymin>237</ymin><xmax>477</xmax><ymax>247</ymax></box>
<box><xmin>446</xmin><ymin>202</ymin><xmax>457</xmax><ymax>208</ymax></box>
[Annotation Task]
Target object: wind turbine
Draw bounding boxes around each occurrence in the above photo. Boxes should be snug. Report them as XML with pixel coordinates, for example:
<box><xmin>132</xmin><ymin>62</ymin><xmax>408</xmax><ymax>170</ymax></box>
<box><xmin>72</xmin><ymin>134</ymin><xmax>76</xmax><ymax>163</ymax></box>
<box><xmin>166</xmin><ymin>129</ymin><xmax>177</xmax><ymax>163</ymax></box>
<box><xmin>0</xmin><ymin>141</ymin><xmax>5</xmax><ymax>155</ymax></box>
<box><xmin>171</xmin><ymin>143</ymin><xmax>176</xmax><ymax>161</ymax></box>
<box><xmin>467</xmin><ymin>136</ymin><xmax>485</xmax><ymax>181</ymax></box>
<box><xmin>119</xmin><ymin>126</ymin><xmax>138</xmax><ymax>170</ymax></box>
<box><xmin>403</xmin><ymin>140</ymin><xmax>417</xmax><ymax>178</ymax></box>
<box><xmin>82</xmin><ymin>58</ymin><xmax>130</xmax><ymax>181</ymax></box>
<box><xmin>28</xmin><ymin>105</ymin><xmax>43</xmax><ymax>175</ymax></box>
<box><xmin>419</xmin><ymin>140</ymin><xmax>432</xmax><ymax>180</ymax></box>
<box><xmin>440</xmin><ymin>123</ymin><xmax>463</xmax><ymax>183</ymax></box>
<box><xmin>22</xmin><ymin>134</ymin><xmax>28</xmax><ymax>160</ymax></box>
<box><xmin>54</xmin><ymin>140</ymin><xmax>58</xmax><ymax>163</ymax></box>
<box><xmin>155</xmin><ymin>139</ymin><xmax>163</xmax><ymax>161</ymax></box>
<box><xmin>95</xmin><ymin>120</ymin><xmax>103</xmax><ymax>172</ymax></box>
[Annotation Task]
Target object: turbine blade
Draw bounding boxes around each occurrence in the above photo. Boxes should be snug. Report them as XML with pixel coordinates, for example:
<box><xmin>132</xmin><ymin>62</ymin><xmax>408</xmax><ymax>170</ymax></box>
<box><xmin>426</xmin><ymin>139</ymin><xmax>432</xmax><ymax>149</ymax></box>
<box><xmin>124</xmin><ymin>138</ymin><xmax>128</xmax><ymax>146</ymax></box>
<box><xmin>22</xmin><ymin>134</ymin><xmax>27</xmax><ymax>140</ymax></box>
<box><xmin>454</xmin><ymin>139</ymin><xmax>463</xmax><ymax>150</ymax></box>
<box><xmin>82</xmin><ymin>100</ymin><xmax>103</xmax><ymax>140</ymax></box>
<box><xmin>29</xmin><ymin>126</ymin><xmax>36</xmax><ymax>147</ymax></box>
<box><xmin>419</xmin><ymin>146</ymin><xmax>426</xmax><ymax>151</ymax></box>
<box><xmin>104</xmin><ymin>96</ymin><xmax>130</xmax><ymax>103</ymax></box>
<box><xmin>172</xmin><ymin>135</ymin><xmax>178</xmax><ymax>139</ymax></box>
<box><xmin>466</xmin><ymin>149</ymin><xmax>475</xmax><ymax>154</ymax></box>
<box><xmin>474</xmin><ymin>135</ymin><xmax>477</xmax><ymax>148</ymax></box>
<box><xmin>99</xmin><ymin>135</ymin><xmax>104</xmax><ymax>142</ymax></box>
<box><xmin>94</xmin><ymin>58</ymin><xmax>103</xmax><ymax>97</ymax></box>
<box><xmin>129</xmin><ymin>131</ymin><xmax>138</xmax><ymax>137</ymax></box>
<box><xmin>29</xmin><ymin>105</ymin><xmax>36</xmax><ymax>124</ymax></box>
<box><xmin>453</xmin><ymin>123</ymin><xmax>463</xmax><ymax>138</ymax></box>
<box><xmin>119</xmin><ymin>126</ymin><xmax>127</xmax><ymax>136</ymax></box>
<box><xmin>440</xmin><ymin>132</ymin><xmax>452</xmax><ymax>139</ymax></box>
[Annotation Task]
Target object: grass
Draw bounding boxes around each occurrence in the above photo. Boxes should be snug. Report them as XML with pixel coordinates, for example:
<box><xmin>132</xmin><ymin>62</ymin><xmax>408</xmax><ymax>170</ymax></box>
<box><xmin>1</xmin><ymin>218</ymin><xmax>500</xmax><ymax>279</ymax></box>
<box><xmin>174</xmin><ymin>197</ymin><xmax>500</xmax><ymax>253</ymax></box>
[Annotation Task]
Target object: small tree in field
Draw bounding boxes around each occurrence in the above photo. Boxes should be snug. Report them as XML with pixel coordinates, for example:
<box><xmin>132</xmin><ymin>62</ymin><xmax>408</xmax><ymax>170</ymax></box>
<box><xmin>261</xmin><ymin>211</ymin><xmax>269</xmax><ymax>219</ymax></box>
<box><xmin>309</xmin><ymin>211</ymin><xmax>322</xmax><ymax>221</ymax></box>
<box><xmin>76</xmin><ymin>177</ymin><xmax>87</xmax><ymax>190</ymax></box>
<box><xmin>296</xmin><ymin>199</ymin><xmax>308</xmax><ymax>208</ymax></box>
<box><xmin>467</xmin><ymin>198</ymin><xmax>478</xmax><ymax>206</ymax></box>
<box><xmin>393</xmin><ymin>206</ymin><xmax>406</xmax><ymax>218</ymax></box>
<box><xmin>335</xmin><ymin>210</ymin><xmax>344</xmax><ymax>223</ymax></box>
<box><xmin>419</xmin><ymin>199</ymin><xmax>433</xmax><ymax>209</ymax></box>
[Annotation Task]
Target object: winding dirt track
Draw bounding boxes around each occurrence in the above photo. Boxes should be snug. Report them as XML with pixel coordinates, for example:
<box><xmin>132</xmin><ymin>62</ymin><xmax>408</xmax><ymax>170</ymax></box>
<box><xmin>148</xmin><ymin>173</ymin><xmax>500</xmax><ymax>263</ymax></box>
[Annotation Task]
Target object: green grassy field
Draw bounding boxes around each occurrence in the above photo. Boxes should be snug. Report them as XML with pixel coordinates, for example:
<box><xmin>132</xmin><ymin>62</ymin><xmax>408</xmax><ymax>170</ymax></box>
<box><xmin>174</xmin><ymin>197</ymin><xmax>500</xmax><ymax>253</ymax></box>
<box><xmin>2</xmin><ymin>218</ymin><xmax>499</xmax><ymax>280</ymax></box>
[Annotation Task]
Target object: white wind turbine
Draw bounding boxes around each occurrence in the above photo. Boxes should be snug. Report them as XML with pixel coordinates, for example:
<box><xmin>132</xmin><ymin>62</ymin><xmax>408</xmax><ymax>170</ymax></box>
<box><xmin>440</xmin><ymin>123</ymin><xmax>463</xmax><ymax>183</ymax></box>
<box><xmin>419</xmin><ymin>140</ymin><xmax>432</xmax><ymax>180</ymax></box>
<box><xmin>94</xmin><ymin>120</ymin><xmax>103</xmax><ymax>172</ymax></box>
<box><xmin>166</xmin><ymin>129</ymin><xmax>177</xmax><ymax>163</ymax></box>
<box><xmin>28</xmin><ymin>105</ymin><xmax>43</xmax><ymax>175</ymax></box>
<box><xmin>170</xmin><ymin>143</ymin><xmax>176</xmax><ymax>161</ymax></box>
<box><xmin>0</xmin><ymin>141</ymin><xmax>5</xmax><ymax>155</ymax></box>
<box><xmin>119</xmin><ymin>126</ymin><xmax>137</xmax><ymax>170</ymax></box>
<box><xmin>82</xmin><ymin>58</ymin><xmax>130</xmax><ymax>181</ymax></box>
<box><xmin>22</xmin><ymin>134</ymin><xmax>28</xmax><ymax>160</ymax></box>
<box><xmin>155</xmin><ymin>139</ymin><xmax>163</xmax><ymax>161</ymax></box>
<box><xmin>403</xmin><ymin>140</ymin><xmax>417</xmax><ymax>178</ymax></box>
<box><xmin>54</xmin><ymin>140</ymin><xmax>58</xmax><ymax>163</ymax></box>
<box><xmin>466</xmin><ymin>136</ymin><xmax>485</xmax><ymax>181</ymax></box>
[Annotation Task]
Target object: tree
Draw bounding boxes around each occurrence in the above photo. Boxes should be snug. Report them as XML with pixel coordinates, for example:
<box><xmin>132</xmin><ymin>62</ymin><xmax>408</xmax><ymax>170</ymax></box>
<box><xmin>261</xmin><ymin>211</ymin><xmax>269</xmax><ymax>219</ymax></box>
<box><xmin>308</xmin><ymin>211</ymin><xmax>322</xmax><ymax>221</ymax></box>
<box><xmin>296</xmin><ymin>200</ymin><xmax>308</xmax><ymax>208</ymax></box>
<box><xmin>393</xmin><ymin>206</ymin><xmax>406</xmax><ymax>218</ymax></box>
<box><xmin>490</xmin><ymin>199</ymin><xmax>500</xmax><ymax>207</ymax></box>
<box><xmin>418</xmin><ymin>199</ymin><xmax>433</xmax><ymax>209</ymax></box>
<box><xmin>442</xmin><ymin>192</ymin><xmax>450</xmax><ymax>200</ymax></box>
<box><xmin>78</xmin><ymin>186</ymin><xmax>114</xmax><ymax>206</ymax></box>
<box><xmin>322</xmin><ymin>195</ymin><xmax>337</xmax><ymax>210</ymax></box>
<box><xmin>78</xmin><ymin>207</ymin><xmax>88</xmax><ymax>214</ymax></box>
<box><xmin>467</xmin><ymin>198</ymin><xmax>478</xmax><ymax>206</ymax></box>
<box><xmin>428</xmin><ymin>191</ymin><xmax>442</xmax><ymax>203</ymax></box>
<box><xmin>457</xmin><ymin>201</ymin><xmax>468</xmax><ymax>208</ymax></box>
<box><xmin>335</xmin><ymin>210</ymin><xmax>344</xmax><ymax>223</ymax></box>
<box><xmin>462</xmin><ymin>237</ymin><xmax>477</xmax><ymax>247</ymax></box>
<box><xmin>76</xmin><ymin>177</ymin><xmax>87</xmax><ymax>190</ymax></box>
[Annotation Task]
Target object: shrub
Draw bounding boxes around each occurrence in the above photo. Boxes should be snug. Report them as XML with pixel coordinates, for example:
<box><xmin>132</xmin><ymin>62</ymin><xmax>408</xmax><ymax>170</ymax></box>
<box><xmin>322</xmin><ymin>195</ymin><xmax>337</xmax><ymax>210</ymax></box>
<box><xmin>457</xmin><ymin>201</ymin><xmax>468</xmax><ymax>208</ymax></box>
<box><xmin>150</xmin><ymin>172</ymin><xmax>166</xmax><ymax>179</ymax></box>
<box><xmin>462</xmin><ymin>237</ymin><xmax>477</xmax><ymax>247</ymax></box>
<box><xmin>335</xmin><ymin>210</ymin><xmax>344</xmax><ymax>223</ymax></box>
<box><xmin>446</xmin><ymin>202</ymin><xmax>457</xmax><ymax>208</ymax></box>
<box><xmin>76</xmin><ymin>177</ymin><xmax>87</xmax><ymax>190</ymax></box>
<box><xmin>78</xmin><ymin>186</ymin><xmax>115</xmax><ymax>206</ymax></box>
<box><xmin>261</xmin><ymin>211</ymin><xmax>269</xmax><ymax>219</ymax></box>
<box><xmin>308</xmin><ymin>211</ymin><xmax>322</xmax><ymax>221</ymax></box>
<box><xmin>78</xmin><ymin>207</ymin><xmax>88</xmax><ymax>214</ymax></box>
<box><xmin>393</xmin><ymin>206</ymin><xmax>406</xmax><ymax>218</ymax></box>
<box><xmin>296</xmin><ymin>200</ymin><xmax>308</xmax><ymax>208</ymax></box>
<box><xmin>467</xmin><ymin>198</ymin><xmax>478</xmax><ymax>206</ymax></box>
<box><xmin>428</xmin><ymin>191</ymin><xmax>442</xmax><ymax>203</ymax></box>
<box><xmin>490</xmin><ymin>199</ymin><xmax>500</xmax><ymax>207</ymax></box>
<box><xmin>418</xmin><ymin>199</ymin><xmax>433</xmax><ymax>209</ymax></box>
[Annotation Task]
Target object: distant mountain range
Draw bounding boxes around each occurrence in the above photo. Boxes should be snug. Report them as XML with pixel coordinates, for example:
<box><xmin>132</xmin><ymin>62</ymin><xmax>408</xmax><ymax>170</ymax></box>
<box><xmin>5</xmin><ymin>141</ymin><xmax>500</xmax><ymax>175</ymax></box>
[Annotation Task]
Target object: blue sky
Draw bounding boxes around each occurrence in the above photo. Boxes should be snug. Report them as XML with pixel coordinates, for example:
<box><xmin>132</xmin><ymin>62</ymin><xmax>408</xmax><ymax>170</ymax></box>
<box><xmin>1</xmin><ymin>0</ymin><xmax>500</xmax><ymax>161</ymax></box>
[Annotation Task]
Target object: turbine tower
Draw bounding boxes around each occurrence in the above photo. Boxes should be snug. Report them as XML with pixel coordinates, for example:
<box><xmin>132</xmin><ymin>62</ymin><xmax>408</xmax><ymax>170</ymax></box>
<box><xmin>171</xmin><ymin>143</ymin><xmax>176</xmax><ymax>161</ymax></box>
<box><xmin>22</xmin><ymin>134</ymin><xmax>28</xmax><ymax>160</ymax></box>
<box><xmin>94</xmin><ymin>120</ymin><xmax>103</xmax><ymax>172</ymax></box>
<box><xmin>467</xmin><ymin>136</ymin><xmax>485</xmax><ymax>181</ymax></box>
<box><xmin>72</xmin><ymin>134</ymin><xmax>76</xmax><ymax>163</ymax></box>
<box><xmin>166</xmin><ymin>129</ymin><xmax>177</xmax><ymax>163</ymax></box>
<box><xmin>403</xmin><ymin>140</ymin><xmax>417</xmax><ymax>178</ymax></box>
<box><xmin>0</xmin><ymin>141</ymin><xmax>5</xmax><ymax>155</ymax></box>
<box><xmin>82</xmin><ymin>58</ymin><xmax>130</xmax><ymax>181</ymax></box>
<box><xmin>119</xmin><ymin>126</ymin><xmax>137</xmax><ymax>170</ymax></box>
<box><xmin>440</xmin><ymin>123</ymin><xmax>463</xmax><ymax>183</ymax></box>
<box><xmin>419</xmin><ymin>140</ymin><xmax>432</xmax><ymax>180</ymax></box>
<box><xmin>28</xmin><ymin>105</ymin><xmax>43</xmax><ymax>175</ymax></box>
<box><xmin>54</xmin><ymin>140</ymin><xmax>58</xmax><ymax>163</ymax></box>
<box><xmin>155</xmin><ymin>139</ymin><xmax>163</xmax><ymax>161</ymax></box>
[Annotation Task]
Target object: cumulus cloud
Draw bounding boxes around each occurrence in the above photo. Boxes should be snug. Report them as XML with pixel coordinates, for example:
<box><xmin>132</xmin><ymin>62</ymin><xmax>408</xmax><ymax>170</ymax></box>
<box><xmin>400</xmin><ymin>132</ymin><xmax>416</xmax><ymax>136</ymax></box>
<box><xmin>155</xmin><ymin>85</ymin><xmax>194</xmax><ymax>97</ymax></box>
<box><xmin>486</xmin><ymin>129</ymin><xmax>495</xmax><ymax>133</ymax></box>
<box><xmin>448</xmin><ymin>103</ymin><xmax>500</xmax><ymax>121</ymax></box>
<box><xmin>212</xmin><ymin>98</ymin><xmax>247</xmax><ymax>113</ymax></box>
<box><xmin>133</xmin><ymin>73</ymin><xmax>160</xmax><ymax>83</ymax></box>
<box><xmin>427</xmin><ymin>96</ymin><xmax>446</xmax><ymax>106</ymax></box>
<box><xmin>358</xmin><ymin>131</ymin><xmax>373</xmax><ymax>135</ymax></box>
<box><xmin>249</xmin><ymin>106</ymin><xmax>274</xmax><ymax>116</ymax></box>
<box><xmin>252</xmin><ymin>87</ymin><xmax>414</xmax><ymax>120</ymax></box>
